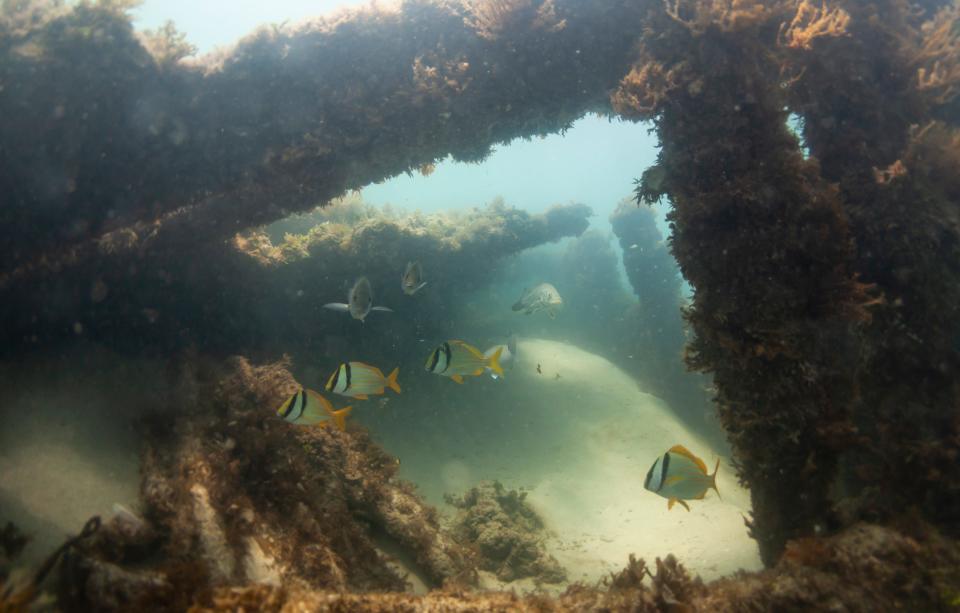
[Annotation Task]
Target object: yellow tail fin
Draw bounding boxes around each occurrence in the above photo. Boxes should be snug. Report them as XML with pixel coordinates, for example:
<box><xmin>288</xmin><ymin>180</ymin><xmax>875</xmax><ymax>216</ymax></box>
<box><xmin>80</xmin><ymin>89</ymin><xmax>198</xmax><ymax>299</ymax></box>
<box><xmin>332</xmin><ymin>406</ymin><xmax>352</xmax><ymax>431</ymax></box>
<box><xmin>710</xmin><ymin>458</ymin><xmax>722</xmax><ymax>500</ymax></box>
<box><xmin>386</xmin><ymin>367</ymin><xmax>402</xmax><ymax>394</ymax></box>
<box><xmin>486</xmin><ymin>347</ymin><xmax>504</xmax><ymax>377</ymax></box>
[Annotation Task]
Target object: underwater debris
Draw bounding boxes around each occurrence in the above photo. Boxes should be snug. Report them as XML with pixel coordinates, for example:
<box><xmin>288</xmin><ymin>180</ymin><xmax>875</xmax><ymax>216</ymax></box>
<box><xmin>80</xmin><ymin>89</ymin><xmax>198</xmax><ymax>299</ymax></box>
<box><xmin>169</xmin><ymin>522</ymin><xmax>960</xmax><ymax>611</ymax></box>
<box><xmin>0</xmin><ymin>524</ymin><xmax>28</xmax><ymax>568</ymax></box>
<box><xmin>56</xmin><ymin>355</ymin><xmax>472</xmax><ymax>608</ymax></box>
<box><xmin>1</xmin><ymin>516</ymin><xmax>100</xmax><ymax>613</ymax></box>
<box><xmin>444</xmin><ymin>481</ymin><xmax>566</xmax><ymax>584</ymax></box>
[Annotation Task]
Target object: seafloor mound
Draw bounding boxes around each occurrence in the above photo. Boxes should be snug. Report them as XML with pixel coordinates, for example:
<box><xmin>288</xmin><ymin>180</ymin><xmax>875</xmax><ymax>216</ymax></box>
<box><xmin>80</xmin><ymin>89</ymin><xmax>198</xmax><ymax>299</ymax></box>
<box><xmin>445</xmin><ymin>480</ymin><xmax>566</xmax><ymax>584</ymax></box>
<box><xmin>2</xmin><ymin>0</ymin><xmax>960</xmax><ymax>610</ymax></box>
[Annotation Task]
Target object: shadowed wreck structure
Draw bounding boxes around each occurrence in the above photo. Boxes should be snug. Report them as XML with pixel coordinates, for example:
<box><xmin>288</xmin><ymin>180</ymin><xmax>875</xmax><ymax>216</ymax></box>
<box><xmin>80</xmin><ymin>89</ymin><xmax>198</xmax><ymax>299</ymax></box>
<box><xmin>2</xmin><ymin>0</ymin><xmax>960</xmax><ymax>610</ymax></box>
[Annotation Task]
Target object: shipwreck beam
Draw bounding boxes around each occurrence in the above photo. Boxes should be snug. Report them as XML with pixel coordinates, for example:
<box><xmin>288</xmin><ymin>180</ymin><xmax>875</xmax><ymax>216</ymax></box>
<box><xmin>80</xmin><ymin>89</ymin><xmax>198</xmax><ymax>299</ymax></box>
<box><xmin>0</xmin><ymin>0</ymin><xmax>645</xmax><ymax>287</ymax></box>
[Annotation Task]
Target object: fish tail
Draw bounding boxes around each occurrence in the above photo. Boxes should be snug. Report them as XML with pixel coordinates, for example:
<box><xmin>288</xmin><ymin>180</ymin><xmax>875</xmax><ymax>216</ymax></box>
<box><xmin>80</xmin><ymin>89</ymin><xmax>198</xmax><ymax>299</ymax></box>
<box><xmin>332</xmin><ymin>406</ymin><xmax>352</xmax><ymax>431</ymax></box>
<box><xmin>386</xmin><ymin>367</ymin><xmax>402</xmax><ymax>394</ymax></box>
<box><xmin>711</xmin><ymin>458</ymin><xmax>722</xmax><ymax>500</ymax></box>
<box><xmin>486</xmin><ymin>347</ymin><xmax>504</xmax><ymax>376</ymax></box>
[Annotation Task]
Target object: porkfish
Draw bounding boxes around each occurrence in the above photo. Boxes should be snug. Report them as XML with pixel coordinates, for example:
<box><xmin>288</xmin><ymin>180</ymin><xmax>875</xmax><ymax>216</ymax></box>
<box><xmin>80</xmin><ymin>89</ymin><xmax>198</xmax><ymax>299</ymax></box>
<box><xmin>277</xmin><ymin>388</ymin><xmax>353</xmax><ymax>431</ymax></box>
<box><xmin>644</xmin><ymin>445</ymin><xmax>720</xmax><ymax>511</ymax></box>
<box><xmin>326</xmin><ymin>361</ymin><xmax>401</xmax><ymax>400</ymax></box>
<box><xmin>426</xmin><ymin>340</ymin><xmax>503</xmax><ymax>384</ymax></box>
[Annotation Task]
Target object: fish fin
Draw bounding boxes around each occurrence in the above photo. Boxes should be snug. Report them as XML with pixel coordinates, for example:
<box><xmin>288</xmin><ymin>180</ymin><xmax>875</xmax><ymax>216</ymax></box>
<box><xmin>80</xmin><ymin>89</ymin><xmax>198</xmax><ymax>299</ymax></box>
<box><xmin>710</xmin><ymin>458</ymin><xmax>722</xmax><ymax>500</ymax></box>
<box><xmin>372</xmin><ymin>305</ymin><xmax>393</xmax><ymax>312</ymax></box>
<box><xmin>486</xmin><ymin>347</ymin><xmax>504</xmax><ymax>377</ymax></box>
<box><xmin>412</xmin><ymin>282</ymin><xmax>427</xmax><ymax>294</ymax></box>
<box><xmin>386</xmin><ymin>367</ymin><xmax>402</xmax><ymax>394</ymax></box>
<box><xmin>507</xmin><ymin>335</ymin><xmax>517</xmax><ymax>357</ymax></box>
<box><xmin>667</xmin><ymin>498</ymin><xmax>677</xmax><ymax>511</ymax></box>
<box><xmin>451</xmin><ymin>375</ymin><xmax>464</xmax><ymax>384</ymax></box>
<box><xmin>306</xmin><ymin>389</ymin><xmax>332</xmax><ymax>410</ymax></box>
<box><xmin>299</xmin><ymin>391</ymin><xmax>333</xmax><ymax>424</ymax></box>
<box><xmin>323</xmin><ymin>303</ymin><xmax>350</xmax><ymax>312</ymax></box>
<box><xmin>331</xmin><ymin>406</ymin><xmax>352</xmax><ymax>431</ymax></box>
<box><xmin>354</xmin><ymin>394</ymin><xmax>368</xmax><ymax>400</ymax></box>
<box><xmin>678</xmin><ymin>499</ymin><xmax>691</xmax><ymax>511</ymax></box>
<box><xmin>459</xmin><ymin>342</ymin><xmax>485</xmax><ymax>359</ymax></box>
<box><xmin>668</xmin><ymin>445</ymin><xmax>708</xmax><ymax>473</ymax></box>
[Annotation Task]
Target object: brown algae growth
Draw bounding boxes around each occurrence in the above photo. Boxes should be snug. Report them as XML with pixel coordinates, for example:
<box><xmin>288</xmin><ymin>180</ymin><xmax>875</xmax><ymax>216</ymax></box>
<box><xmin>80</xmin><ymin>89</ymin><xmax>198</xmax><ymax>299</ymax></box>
<box><xmin>1</xmin><ymin>0</ymin><xmax>960</xmax><ymax>610</ymax></box>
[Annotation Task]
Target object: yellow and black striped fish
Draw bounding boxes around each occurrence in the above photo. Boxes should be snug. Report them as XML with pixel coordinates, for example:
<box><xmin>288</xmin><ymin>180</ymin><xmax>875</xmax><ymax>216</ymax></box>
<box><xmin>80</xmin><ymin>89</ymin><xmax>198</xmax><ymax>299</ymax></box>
<box><xmin>326</xmin><ymin>362</ymin><xmax>401</xmax><ymax>400</ymax></box>
<box><xmin>276</xmin><ymin>388</ymin><xmax>352</xmax><ymax>431</ymax></box>
<box><xmin>425</xmin><ymin>340</ymin><xmax>503</xmax><ymax>384</ymax></box>
<box><xmin>644</xmin><ymin>444</ymin><xmax>720</xmax><ymax>511</ymax></box>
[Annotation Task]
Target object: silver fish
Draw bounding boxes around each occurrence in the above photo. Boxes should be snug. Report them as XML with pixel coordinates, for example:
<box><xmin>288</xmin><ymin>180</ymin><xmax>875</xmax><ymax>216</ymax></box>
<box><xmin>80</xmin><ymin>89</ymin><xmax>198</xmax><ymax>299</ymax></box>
<box><xmin>401</xmin><ymin>261</ymin><xmax>427</xmax><ymax>295</ymax></box>
<box><xmin>323</xmin><ymin>276</ymin><xmax>393</xmax><ymax>321</ymax></box>
<box><xmin>485</xmin><ymin>335</ymin><xmax>518</xmax><ymax>380</ymax></box>
<box><xmin>511</xmin><ymin>283</ymin><xmax>563</xmax><ymax>318</ymax></box>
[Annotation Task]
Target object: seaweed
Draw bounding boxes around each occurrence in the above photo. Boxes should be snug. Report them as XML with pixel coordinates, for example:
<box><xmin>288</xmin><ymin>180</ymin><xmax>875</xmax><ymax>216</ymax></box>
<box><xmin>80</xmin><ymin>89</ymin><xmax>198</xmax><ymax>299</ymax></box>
<box><xmin>0</xmin><ymin>197</ymin><xmax>590</xmax><ymax>361</ymax></box>
<box><xmin>445</xmin><ymin>481</ymin><xmax>566</xmax><ymax>584</ymax></box>
<box><xmin>0</xmin><ymin>0</ymin><xmax>643</xmax><ymax>292</ymax></box>
<box><xmin>59</xmin><ymin>355</ymin><xmax>473</xmax><ymax>610</ymax></box>
<box><xmin>3</xmin><ymin>0</ymin><xmax>960</xmax><ymax>609</ymax></box>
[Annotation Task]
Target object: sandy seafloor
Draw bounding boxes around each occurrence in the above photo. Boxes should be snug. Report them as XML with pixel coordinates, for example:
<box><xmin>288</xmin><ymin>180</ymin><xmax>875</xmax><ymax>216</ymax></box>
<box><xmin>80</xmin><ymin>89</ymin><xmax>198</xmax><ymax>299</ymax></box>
<box><xmin>0</xmin><ymin>338</ymin><xmax>762</xmax><ymax>592</ymax></box>
<box><xmin>366</xmin><ymin>338</ymin><xmax>763</xmax><ymax>591</ymax></box>
<box><xmin>0</xmin><ymin>351</ymin><xmax>150</xmax><ymax>567</ymax></box>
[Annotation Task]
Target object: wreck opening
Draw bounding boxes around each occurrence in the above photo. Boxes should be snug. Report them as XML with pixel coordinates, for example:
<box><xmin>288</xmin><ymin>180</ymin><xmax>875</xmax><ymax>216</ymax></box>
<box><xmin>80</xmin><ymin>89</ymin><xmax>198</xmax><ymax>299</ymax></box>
<box><xmin>2</xmin><ymin>0</ymin><xmax>960</xmax><ymax>610</ymax></box>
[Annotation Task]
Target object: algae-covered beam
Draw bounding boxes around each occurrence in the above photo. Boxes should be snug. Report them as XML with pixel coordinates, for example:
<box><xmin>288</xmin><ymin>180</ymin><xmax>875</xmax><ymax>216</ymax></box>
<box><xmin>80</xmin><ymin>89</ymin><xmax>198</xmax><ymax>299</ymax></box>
<box><xmin>613</xmin><ymin>1</ymin><xmax>872</xmax><ymax>565</ymax></box>
<box><xmin>0</xmin><ymin>198</ymin><xmax>590</xmax><ymax>356</ymax></box>
<box><xmin>0</xmin><ymin>0</ymin><xmax>645</xmax><ymax>287</ymax></box>
<box><xmin>782</xmin><ymin>1</ymin><xmax>960</xmax><ymax>531</ymax></box>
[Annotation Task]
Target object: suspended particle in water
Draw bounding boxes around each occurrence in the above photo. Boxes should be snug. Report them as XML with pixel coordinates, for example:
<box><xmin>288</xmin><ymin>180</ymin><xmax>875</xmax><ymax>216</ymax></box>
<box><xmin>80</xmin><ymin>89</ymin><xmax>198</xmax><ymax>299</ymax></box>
<box><xmin>90</xmin><ymin>279</ymin><xmax>109</xmax><ymax>303</ymax></box>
